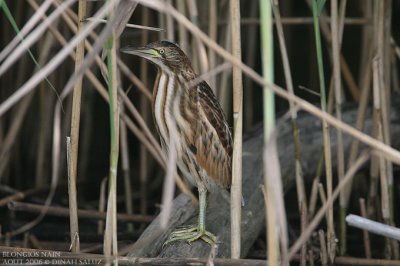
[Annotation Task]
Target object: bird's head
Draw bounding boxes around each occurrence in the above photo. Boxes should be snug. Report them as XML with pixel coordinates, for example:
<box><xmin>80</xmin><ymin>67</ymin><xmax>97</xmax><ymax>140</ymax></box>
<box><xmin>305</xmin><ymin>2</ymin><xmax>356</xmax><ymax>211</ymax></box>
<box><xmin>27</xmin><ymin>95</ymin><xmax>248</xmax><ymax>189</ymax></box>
<box><xmin>121</xmin><ymin>40</ymin><xmax>194</xmax><ymax>76</ymax></box>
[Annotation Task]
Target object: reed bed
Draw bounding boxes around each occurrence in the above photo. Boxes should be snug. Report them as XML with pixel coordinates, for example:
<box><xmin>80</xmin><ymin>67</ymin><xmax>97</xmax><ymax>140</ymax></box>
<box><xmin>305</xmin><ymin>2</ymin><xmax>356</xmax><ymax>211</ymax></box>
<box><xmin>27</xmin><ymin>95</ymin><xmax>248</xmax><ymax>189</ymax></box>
<box><xmin>0</xmin><ymin>0</ymin><xmax>399</xmax><ymax>265</ymax></box>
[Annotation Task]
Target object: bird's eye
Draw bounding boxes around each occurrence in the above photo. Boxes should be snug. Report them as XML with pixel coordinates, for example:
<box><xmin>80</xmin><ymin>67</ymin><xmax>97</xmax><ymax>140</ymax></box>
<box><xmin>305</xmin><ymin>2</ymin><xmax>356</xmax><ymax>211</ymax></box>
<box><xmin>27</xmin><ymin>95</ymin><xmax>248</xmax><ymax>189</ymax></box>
<box><xmin>159</xmin><ymin>48</ymin><xmax>165</xmax><ymax>55</ymax></box>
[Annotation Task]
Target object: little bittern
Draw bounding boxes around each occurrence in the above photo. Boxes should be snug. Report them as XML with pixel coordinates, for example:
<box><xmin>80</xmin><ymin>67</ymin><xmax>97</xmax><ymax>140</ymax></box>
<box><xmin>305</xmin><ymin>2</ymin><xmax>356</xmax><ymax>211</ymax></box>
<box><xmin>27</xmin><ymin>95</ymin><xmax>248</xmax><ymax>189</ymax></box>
<box><xmin>121</xmin><ymin>41</ymin><xmax>232</xmax><ymax>245</ymax></box>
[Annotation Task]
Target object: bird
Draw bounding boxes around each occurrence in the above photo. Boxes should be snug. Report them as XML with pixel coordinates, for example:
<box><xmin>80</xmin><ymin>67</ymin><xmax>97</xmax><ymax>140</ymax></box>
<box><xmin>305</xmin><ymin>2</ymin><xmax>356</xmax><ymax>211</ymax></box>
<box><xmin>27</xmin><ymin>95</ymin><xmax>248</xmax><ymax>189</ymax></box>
<box><xmin>120</xmin><ymin>40</ymin><xmax>232</xmax><ymax>246</ymax></box>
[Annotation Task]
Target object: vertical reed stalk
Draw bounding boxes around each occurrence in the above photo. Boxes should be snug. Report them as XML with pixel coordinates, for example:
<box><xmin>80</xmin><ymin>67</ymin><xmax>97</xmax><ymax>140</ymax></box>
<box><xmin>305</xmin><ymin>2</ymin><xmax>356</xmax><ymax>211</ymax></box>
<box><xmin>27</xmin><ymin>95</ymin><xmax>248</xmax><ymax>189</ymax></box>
<box><xmin>218</xmin><ymin>20</ymin><xmax>231</xmax><ymax>112</ymax></box>
<box><xmin>104</xmin><ymin>1</ymin><xmax>120</xmax><ymax>256</ymax></box>
<box><xmin>345</xmin><ymin>1</ymin><xmax>373</xmax><ymax>220</ymax></box>
<box><xmin>260</xmin><ymin>0</ymin><xmax>274</xmax><ymax>141</ymax></box>
<box><xmin>230</xmin><ymin>0</ymin><xmax>243</xmax><ymax>259</ymax></box>
<box><xmin>120</xmin><ymin>104</ymin><xmax>133</xmax><ymax>232</ymax></box>
<box><xmin>331</xmin><ymin>0</ymin><xmax>346</xmax><ymax>255</ymax></box>
<box><xmin>271</xmin><ymin>2</ymin><xmax>303</xmax><ymax>263</ymax></box>
<box><xmin>165</xmin><ymin>0</ymin><xmax>174</xmax><ymax>40</ymax></box>
<box><xmin>311</xmin><ymin>0</ymin><xmax>336</xmax><ymax>262</ymax></box>
<box><xmin>98</xmin><ymin>177</ymin><xmax>107</xmax><ymax>235</ymax></box>
<box><xmin>359</xmin><ymin>198</ymin><xmax>371</xmax><ymax>259</ymax></box>
<box><xmin>187</xmin><ymin>0</ymin><xmax>208</xmax><ymax>74</ymax></box>
<box><xmin>271</xmin><ymin>0</ymin><xmax>305</xmax><ymax>216</ymax></box>
<box><xmin>208</xmin><ymin>0</ymin><xmax>217</xmax><ymax>91</ymax></box>
<box><xmin>260</xmin><ymin>0</ymin><xmax>276</xmax><ymax>263</ymax></box>
<box><xmin>67</xmin><ymin>0</ymin><xmax>86</xmax><ymax>253</ymax></box>
<box><xmin>373</xmin><ymin>57</ymin><xmax>392</xmax><ymax>258</ymax></box>
<box><xmin>139</xmin><ymin>7</ymin><xmax>150</xmax><ymax>217</ymax></box>
<box><xmin>376</xmin><ymin>0</ymin><xmax>397</xmax><ymax>257</ymax></box>
<box><xmin>176</xmin><ymin>1</ymin><xmax>188</xmax><ymax>53</ymax></box>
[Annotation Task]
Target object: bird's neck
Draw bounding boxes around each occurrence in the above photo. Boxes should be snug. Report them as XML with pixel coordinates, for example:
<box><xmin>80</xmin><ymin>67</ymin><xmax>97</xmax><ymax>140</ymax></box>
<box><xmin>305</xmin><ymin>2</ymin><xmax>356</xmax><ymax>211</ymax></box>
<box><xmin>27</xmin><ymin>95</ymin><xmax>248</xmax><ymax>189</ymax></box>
<box><xmin>156</xmin><ymin>66</ymin><xmax>197</xmax><ymax>86</ymax></box>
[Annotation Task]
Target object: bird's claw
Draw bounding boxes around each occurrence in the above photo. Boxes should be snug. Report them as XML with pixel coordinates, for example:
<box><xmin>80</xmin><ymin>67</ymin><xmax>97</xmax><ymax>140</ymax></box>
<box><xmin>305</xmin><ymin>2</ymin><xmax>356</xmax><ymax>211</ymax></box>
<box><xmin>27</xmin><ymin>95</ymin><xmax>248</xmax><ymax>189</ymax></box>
<box><xmin>163</xmin><ymin>225</ymin><xmax>217</xmax><ymax>247</ymax></box>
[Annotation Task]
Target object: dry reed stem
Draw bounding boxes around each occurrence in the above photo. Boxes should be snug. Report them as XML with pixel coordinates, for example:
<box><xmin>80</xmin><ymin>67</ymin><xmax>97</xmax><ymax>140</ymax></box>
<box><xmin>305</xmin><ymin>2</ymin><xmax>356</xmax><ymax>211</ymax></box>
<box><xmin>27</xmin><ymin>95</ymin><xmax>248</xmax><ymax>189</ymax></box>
<box><xmin>0</xmin><ymin>246</ymin><xmax>270</xmax><ymax>266</ymax></box>
<box><xmin>318</xmin><ymin>183</ymin><xmax>328</xmax><ymax>222</ymax></box>
<box><xmin>31</xmin><ymin>0</ymin><xmax>194</xmax><ymax>201</ymax></box>
<box><xmin>66</xmin><ymin>136</ymin><xmax>80</xmax><ymax>252</ymax></box>
<box><xmin>218</xmin><ymin>19</ymin><xmax>231</xmax><ymax>113</ymax></box>
<box><xmin>27</xmin><ymin>1</ymin><xmax>161</xmax><ymax>173</ymax></box>
<box><xmin>5</xmin><ymin>90</ymin><xmax>64</xmax><ymax>237</ymax></box>
<box><xmin>0</xmin><ymin>28</ymin><xmax>59</xmax><ymax>237</ymax></box>
<box><xmin>0</xmin><ymin>0</ymin><xmax>53</xmax><ymax>62</ymax></box>
<box><xmin>139</xmin><ymin>6</ymin><xmax>150</xmax><ymax>217</ymax></box>
<box><xmin>138</xmin><ymin>0</ymin><xmax>400</xmax><ymax>165</ymax></box>
<box><xmin>311</xmin><ymin>2</ymin><xmax>336</xmax><ymax>261</ymax></box>
<box><xmin>0</xmin><ymin>185</ymin><xmax>55</xmax><ymax>207</ymax></box>
<box><xmin>308</xmin><ymin>250</ymin><xmax>315</xmax><ymax>266</ymax></box>
<box><xmin>165</xmin><ymin>0</ymin><xmax>174</xmax><ymax>41</ymax></box>
<box><xmin>67</xmin><ymin>0</ymin><xmax>87</xmax><ymax>253</ymax></box>
<box><xmin>0</xmin><ymin>0</ymin><xmax>115</xmax><ymax>116</ymax></box>
<box><xmin>239</xmin><ymin>16</ymin><xmax>371</xmax><ymax>26</ymax></box>
<box><xmin>372</xmin><ymin>58</ymin><xmax>390</xmax><ymax>221</ymax></box>
<box><xmin>230</xmin><ymin>0</ymin><xmax>243</xmax><ymax>259</ymax></box>
<box><xmin>264</xmin><ymin>131</ymin><xmax>289</xmax><ymax>265</ymax></box>
<box><xmin>357</xmin><ymin>1</ymin><xmax>373</xmax><ymax>86</ymax></box>
<box><xmin>331</xmin><ymin>0</ymin><xmax>346</xmax><ymax>255</ymax></box>
<box><xmin>288</xmin><ymin>152</ymin><xmax>370</xmax><ymax>260</ymax></box>
<box><xmin>55</xmin><ymin>2</ymin><xmax>189</xmax><ymax>197</ymax></box>
<box><xmin>318</xmin><ymin>230</ymin><xmax>328</xmax><ymax>266</ymax></box>
<box><xmin>98</xmin><ymin>178</ymin><xmax>107</xmax><ymax>235</ymax></box>
<box><xmin>187</xmin><ymin>0</ymin><xmax>209</xmax><ymax>75</ymax></box>
<box><xmin>176</xmin><ymin>1</ymin><xmax>188</xmax><ymax>53</ymax></box>
<box><xmin>271</xmin><ymin>0</ymin><xmax>306</xmax><ymax>217</ymax></box>
<box><xmin>28</xmin><ymin>0</ymin><xmax>161</xmax><ymax>196</ymax></box>
<box><xmin>84</xmin><ymin>18</ymin><xmax>162</xmax><ymax>32</ymax></box>
<box><xmin>113</xmin><ymin>0</ymin><xmax>138</xmax><ymax>37</ymax></box>
<box><xmin>207</xmin><ymin>0</ymin><xmax>217</xmax><ymax>91</ymax></box>
<box><xmin>344</xmin><ymin>31</ymin><xmax>373</xmax><ymax>205</ymax></box>
<box><xmin>305</xmin><ymin>0</ymin><xmax>360</xmax><ymax>102</ymax></box>
<box><xmin>372</xmin><ymin>56</ymin><xmax>394</xmax><ymax>257</ymax></box>
<box><xmin>35</xmin><ymin>69</ymin><xmax>54</xmax><ymax>187</ymax></box>
<box><xmin>300</xmin><ymin>202</ymin><xmax>307</xmax><ymax>266</ymax></box>
<box><xmin>120</xmin><ymin>104</ymin><xmax>134</xmax><ymax>232</ymax></box>
<box><xmin>0</xmin><ymin>0</ymin><xmax>77</xmax><ymax>77</ymax></box>
<box><xmin>103</xmin><ymin>2</ymin><xmax>121</xmax><ymax>256</ymax></box>
<box><xmin>375</xmin><ymin>4</ymin><xmax>398</xmax><ymax>258</ymax></box>
<box><xmin>0</xmin><ymin>30</ymin><xmax>54</xmax><ymax>180</ymax></box>
<box><xmin>308</xmin><ymin>176</ymin><xmax>319</xmax><ymax>218</ymax></box>
<box><xmin>359</xmin><ymin>198</ymin><xmax>371</xmax><ymax>259</ymax></box>
<box><xmin>0</xmin><ymin>90</ymin><xmax>34</xmax><ymax>180</ymax></box>
<box><xmin>261</xmin><ymin>185</ymin><xmax>279</xmax><ymax>265</ymax></box>
<box><xmin>8</xmin><ymin>201</ymin><xmax>154</xmax><ymax>223</ymax></box>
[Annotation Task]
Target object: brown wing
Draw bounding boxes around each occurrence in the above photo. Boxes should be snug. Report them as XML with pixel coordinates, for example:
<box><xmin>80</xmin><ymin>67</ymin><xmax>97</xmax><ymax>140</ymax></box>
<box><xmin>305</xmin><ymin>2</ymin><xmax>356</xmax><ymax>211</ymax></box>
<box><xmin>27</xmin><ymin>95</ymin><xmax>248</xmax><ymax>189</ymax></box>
<box><xmin>191</xmin><ymin>81</ymin><xmax>232</xmax><ymax>189</ymax></box>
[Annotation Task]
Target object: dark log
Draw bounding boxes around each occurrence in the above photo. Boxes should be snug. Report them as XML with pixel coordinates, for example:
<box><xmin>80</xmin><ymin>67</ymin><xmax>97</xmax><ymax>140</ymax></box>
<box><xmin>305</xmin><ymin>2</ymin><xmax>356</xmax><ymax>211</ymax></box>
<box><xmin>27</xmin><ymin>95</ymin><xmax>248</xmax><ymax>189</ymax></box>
<box><xmin>127</xmin><ymin>96</ymin><xmax>400</xmax><ymax>259</ymax></box>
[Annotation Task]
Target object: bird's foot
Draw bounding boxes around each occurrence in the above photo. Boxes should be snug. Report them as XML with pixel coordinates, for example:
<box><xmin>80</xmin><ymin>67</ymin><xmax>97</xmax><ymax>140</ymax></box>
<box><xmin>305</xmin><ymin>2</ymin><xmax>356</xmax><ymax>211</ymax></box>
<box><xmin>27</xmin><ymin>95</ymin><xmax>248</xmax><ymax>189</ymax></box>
<box><xmin>164</xmin><ymin>225</ymin><xmax>217</xmax><ymax>246</ymax></box>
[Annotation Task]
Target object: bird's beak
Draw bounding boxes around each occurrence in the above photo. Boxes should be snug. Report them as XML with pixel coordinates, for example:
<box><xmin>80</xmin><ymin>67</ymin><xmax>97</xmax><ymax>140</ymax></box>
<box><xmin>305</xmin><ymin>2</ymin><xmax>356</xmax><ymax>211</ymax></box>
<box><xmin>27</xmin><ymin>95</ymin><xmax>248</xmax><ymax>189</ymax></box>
<box><xmin>120</xmin><ymin>46</ymin><xmax>160</xmax><ymax>59</ymax></box>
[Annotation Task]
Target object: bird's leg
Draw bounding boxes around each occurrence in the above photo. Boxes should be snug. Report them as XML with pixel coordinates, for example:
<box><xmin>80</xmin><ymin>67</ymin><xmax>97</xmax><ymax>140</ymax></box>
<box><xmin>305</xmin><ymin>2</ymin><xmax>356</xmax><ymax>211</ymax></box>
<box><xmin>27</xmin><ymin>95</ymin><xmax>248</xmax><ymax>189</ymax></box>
<box><xmin>164</xmin><ymin>190</ymin><xmax>217</xmax><ymax>246</ymax></box>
